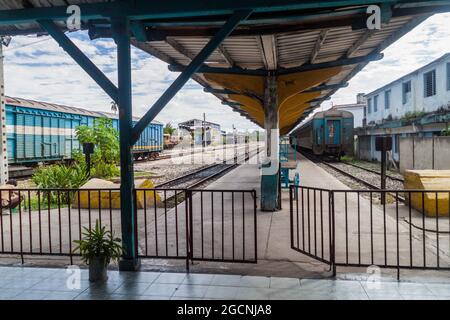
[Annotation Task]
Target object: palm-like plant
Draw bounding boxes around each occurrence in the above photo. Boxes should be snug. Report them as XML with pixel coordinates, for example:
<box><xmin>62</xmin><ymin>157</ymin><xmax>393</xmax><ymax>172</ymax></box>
<box><xmin>73</xmin><ymin>220</ymin><xmax>123</xmax><ymax>265</ymax></box>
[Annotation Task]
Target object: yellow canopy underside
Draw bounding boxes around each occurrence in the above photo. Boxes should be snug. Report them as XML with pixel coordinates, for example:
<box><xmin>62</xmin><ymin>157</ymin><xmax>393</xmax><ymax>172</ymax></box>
<box><xmin>203</xmin><ymin>66</ymin><xmax>341</xmax><ymax>132</ymax></box>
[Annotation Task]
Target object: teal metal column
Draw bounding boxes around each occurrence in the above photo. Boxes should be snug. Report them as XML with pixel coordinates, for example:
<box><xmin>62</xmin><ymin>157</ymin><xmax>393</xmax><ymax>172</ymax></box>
<box><xmin>112</xmin><ymin>16</ymin><xmax>140</xmax><ymax>271</ymax></box>
<box><xmin>261</xmin><ymin>74</ymin><xmax>280</xmax><ymax>211</ymax></box>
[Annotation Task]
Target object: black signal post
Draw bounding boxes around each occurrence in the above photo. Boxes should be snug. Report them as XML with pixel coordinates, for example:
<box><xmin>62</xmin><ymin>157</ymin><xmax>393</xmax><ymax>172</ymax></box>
<box><xmin>82</xmin><ymin>142</ymin><xmax>95</xmax><ymax>177</ymax></box>
<box><xmin>375</xmin><ymin>136</ymin><xmax>392</xmax><ymax>204</ymax></box>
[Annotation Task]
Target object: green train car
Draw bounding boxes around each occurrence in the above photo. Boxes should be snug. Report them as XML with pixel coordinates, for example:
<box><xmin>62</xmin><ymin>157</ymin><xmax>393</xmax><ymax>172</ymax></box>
<box><xmin>291</xmin><ymin>109</ymin><xmax>354</xmax><ymax>157</ymax></box>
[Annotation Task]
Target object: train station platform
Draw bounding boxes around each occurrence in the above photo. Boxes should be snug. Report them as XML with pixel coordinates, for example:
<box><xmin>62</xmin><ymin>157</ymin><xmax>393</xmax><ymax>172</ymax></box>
<box><xmin>152</xmin><ymin>149</ymin><xmax>450</xmax><ymax>282</ymax></box>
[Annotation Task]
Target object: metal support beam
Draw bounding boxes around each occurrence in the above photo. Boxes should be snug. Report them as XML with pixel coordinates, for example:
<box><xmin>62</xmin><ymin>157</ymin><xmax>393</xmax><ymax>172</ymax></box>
<box><xmin>38</xmin><ymin>20</ymin><xmax>119</xmax><ymax>102</ymax></box>
<box><xmin>166</xmin><ymin>37</ymin><xmax>196</xmax><ymax>59</ymax></box>
<box><xmin>304</xmin><ymin>82</ymin><xmax>348</xmax><ymax>92</ymax></box>
<box><xmin>168</xmin><ymin>63</ymin><xmax>267</xmax><ymax>75</ymax></box>
<box><xmin>204</xmin><ymin>87</ymin><xmax>237</xmax><ymax>95</ymax></box>
<box><xmin>0</xmin><ymin>1</ymin><xmax>408</xmax><ymax>25</ymax></box>
<box><xmin>310</xmin><ymin>29</ymin><xmax>329</xmax><ymax>63</ymax></box>
<box><xmin>222</xmin><ymin>101</ymin><xmax>242</xmax><ymax>107</ymax></box>
<box><xmin>131</xmin><ymin>9</ymin><xmax>252</xmax><ymax>144</ymax></box>
<box><xmin>112</xmin><ymin>17</ymin><xmax>140</xmax><ymax>271</ymax></box>
<box><xmin>130</xmin><ymin>21</ymin><xmax>148</xmax><ymax>42</ymax></box>
<box><xmin>218</xmin><ymin>44</ymin><xmax>235</xmax><ymax>67</ymax></box>
<box><xmin>257</xmin><ymin>35</ymin><xmax>278</xmax><ymax>70</ymax></box>
<box><xmin>346</xmin><ymin>29</ymin><xmax>376</xmax><ymax>57</ymax></box>
<box><xmin>0</xmin><ymin>41</ymin><xmax>8</xmax><ymax>184</ymax></box>
<box><xmin>169</xmin><ymin>52</ymin><xmax>383</xmax><ymax>76</ymax></box>
<box><xmin>278</xmin><ymin>52</ymin><xmax>383</xmax><ymax>74</ymax></box>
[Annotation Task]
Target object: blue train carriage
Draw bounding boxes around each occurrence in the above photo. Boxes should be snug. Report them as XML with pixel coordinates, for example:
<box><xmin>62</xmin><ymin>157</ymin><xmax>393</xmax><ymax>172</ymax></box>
<box><xmin>5</xmin><ymin>97</ymin><xmax>163</xmax><ymax>165</ymax></box>
<box><xmin>132</xmin><ymin>117</ymin><xmax>163</xmax><ymax>160</ymax></box>
<box><xmin>292</xmin><ymin>109</ymin><xmax>354</xmax><ymax>157</ymax></box>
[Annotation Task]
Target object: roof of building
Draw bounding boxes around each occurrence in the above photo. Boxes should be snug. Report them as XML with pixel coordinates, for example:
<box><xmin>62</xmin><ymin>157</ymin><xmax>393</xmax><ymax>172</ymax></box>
<box><xmin>5</xmin><ymin>96</ymin><xmax>162</xmax><ymax>124</ymax></box>
<box><xmin>178</xmin><ymin>119</ymin><xmax>221</xmax><ymax>128</ymax></box>
<box><xmin>332</xmin><ymin>103</ymin><xmax>366</xmax><ymax>110</ymax></box>
<box><xmin>0</xmin><ymin>1</ymin><xmax>446</xmax><ymax>133</ymax></box>
<box><xmin>365</xmin><ymin>52</ymin><xmax>450</xmax><ymax>97</ymax></box>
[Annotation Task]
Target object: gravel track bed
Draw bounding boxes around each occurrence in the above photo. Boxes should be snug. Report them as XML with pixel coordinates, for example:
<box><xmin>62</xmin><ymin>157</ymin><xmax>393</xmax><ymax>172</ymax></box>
<box><xmin>344</xmin><ymin>160</ymin><xmax>404</xmax><ymax>180</ymax></box>
<box><xmin>319</xmin><ymin>162</ymin><xmax>404</xmax><ymax>190</ymax></box>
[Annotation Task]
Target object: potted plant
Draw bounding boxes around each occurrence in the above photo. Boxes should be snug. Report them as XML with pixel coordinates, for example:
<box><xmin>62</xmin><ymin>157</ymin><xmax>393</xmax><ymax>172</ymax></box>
<box><xmin>73</xmin><ymin>220</ymin><xmax>123</xmax><ymax>282</ymax></box>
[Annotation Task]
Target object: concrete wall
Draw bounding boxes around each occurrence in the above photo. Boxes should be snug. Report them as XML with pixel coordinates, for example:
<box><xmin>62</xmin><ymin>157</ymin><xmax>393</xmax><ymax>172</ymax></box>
<box><xmin>357</xmin><ymin>134</ymin><xmax>400</xmax><ymax>163</ymax></box>
<box><xmin>434</xmin><ymin>136</ymin><xmax>450</xmax><ymax>169</ymax></box>
<box><xmin>399</xmin><ymin>136</ymin><xmax>450</xmax><ymax>172</ymax></box>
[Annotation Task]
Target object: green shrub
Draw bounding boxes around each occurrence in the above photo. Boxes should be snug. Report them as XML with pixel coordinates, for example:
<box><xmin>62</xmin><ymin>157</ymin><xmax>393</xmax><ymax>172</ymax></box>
<box><xmin>74</xmin><ymin>117</ymin><xmax>120</xmax><ymax>179</ymax></box>
<box><xmin>32</xmin><ymin>164</ymin><xmax>89</xmax><ymax>203</ymax></box>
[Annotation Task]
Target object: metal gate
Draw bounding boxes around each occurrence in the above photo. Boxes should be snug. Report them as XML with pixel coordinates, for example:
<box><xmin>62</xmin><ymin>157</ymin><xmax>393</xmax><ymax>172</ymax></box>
<box><xmin>135</xmin><ymin>188</ymin><xmax>258</xmax><ymax>269</ymax></box>
<box><xmin>289</xmin><ymin>186</ymin><xmax>334</xmax><ymax>268</ymax></box>
<box><xmin>290</xmin><ymin>185</ymin><xmax>450</xmax><ymax>277</ymax></box>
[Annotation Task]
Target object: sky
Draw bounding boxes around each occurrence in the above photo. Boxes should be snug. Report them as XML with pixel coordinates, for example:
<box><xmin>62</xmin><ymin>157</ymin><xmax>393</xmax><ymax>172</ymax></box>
<box><xmin>3</xmin><ymin>13</ymin><xmax>450</xmax><ymax>132</ymax></box>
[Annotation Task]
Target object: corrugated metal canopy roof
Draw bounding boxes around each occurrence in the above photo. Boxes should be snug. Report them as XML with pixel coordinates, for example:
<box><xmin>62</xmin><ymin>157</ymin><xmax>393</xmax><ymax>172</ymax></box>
<box><xmin>0</xmin><ymin>1</ymin><xmax>448</xmax><ymax>133</ymax></box>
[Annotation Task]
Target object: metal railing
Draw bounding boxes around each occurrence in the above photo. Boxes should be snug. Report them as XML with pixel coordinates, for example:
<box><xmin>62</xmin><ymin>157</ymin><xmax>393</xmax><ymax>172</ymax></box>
<box><xmin>0</xmin><ymin>188</ymin><xmax>121</xmax><ymax>264</ymax></box>
<box><xmin>0</xmin><ymin>187</ymin><xmax>258</xmax><ymax>269</ymax></box>
<box><xmin>135</xmin><ymin>188</ymin><xmax>258</xmax><ymax>270</ymax></box>
<box><xmin>290</xmin><ymin>185</ymin><xmax>450</xmax><ymax>278</ymax></box>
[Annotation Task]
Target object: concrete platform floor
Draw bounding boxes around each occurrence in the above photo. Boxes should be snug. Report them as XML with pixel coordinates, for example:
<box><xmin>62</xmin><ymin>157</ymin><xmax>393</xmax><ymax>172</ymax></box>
<box><xmin>1</xmin><ymin>266</ymin><xmax>450</xmax><ymax>300</ymax></box>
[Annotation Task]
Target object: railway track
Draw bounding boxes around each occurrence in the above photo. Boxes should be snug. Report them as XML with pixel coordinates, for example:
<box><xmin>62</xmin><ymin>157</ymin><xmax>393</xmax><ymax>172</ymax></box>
<box><xmin>155</xmin><ymin>163</ymin><xmax>238</xmax><ymax>189</ymax></box>
<box><xmin>156</xmin><ymin>147</ymin><xmax>262</xmax><ymax>190</ymax></box>
<box><xmin>299</xmin><ymin>149</ymin><xmax>404</xmax><ymax>190</ymax></box>
<box><xmin>341</xmin><ymin>161</ymin><xmax>404</xmax><ymax>183</ymax></box>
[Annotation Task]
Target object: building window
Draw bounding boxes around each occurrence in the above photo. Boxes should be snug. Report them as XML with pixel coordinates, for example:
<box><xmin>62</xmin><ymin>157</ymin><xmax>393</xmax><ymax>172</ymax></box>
<box><xmin>447</xmin><ymin>63</ymin><xmax>450</xmax><ymax>91</ymax></box>
<box><xmin>374</xmin><ymin>95</ymin><xmax>378</xmax><ymax>112</ymax></box>
<box><xmin>402</xmin><ymin>81</ymin><xmax>411</xmax><ymax>104</ymax></box>
<box><xmin>384</xmin><ymin>90</ymin><xmax>391</xmax><ymax>109</ymax></box>
<box><xmin>423</xmin><ymin>70</ymin><xmax>436</xmax><ymax>97</ymax></box>
<box><xmin>367</xmin><ymin>98</ymin><xmax>372</xmax><ymax>114</ymax></box>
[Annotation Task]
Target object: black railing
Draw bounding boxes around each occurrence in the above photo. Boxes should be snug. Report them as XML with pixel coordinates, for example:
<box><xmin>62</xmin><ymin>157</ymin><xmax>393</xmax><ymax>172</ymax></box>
<box><xmin>0</xmin><ymin>188</ymin><xmax>121</xmax><ymax>264</ymax></box>
<box><xmin>289</xmin><ymin>186</ymin><xmax>333</xmax><ymax>265</ymax></box>
<box><xmin>135</xmin><ymin>188</ymin><xmax>258</xmax><ymax>270</ymax></box>
<box><xmin>290</xmin><ymin>186</ymin><xmax>450</xmax><ymax>278</ymax></box>
<box><xmin>0</xmin><ymin>187</ymin><xmax>258</xmax><ymax>269</ymax></box>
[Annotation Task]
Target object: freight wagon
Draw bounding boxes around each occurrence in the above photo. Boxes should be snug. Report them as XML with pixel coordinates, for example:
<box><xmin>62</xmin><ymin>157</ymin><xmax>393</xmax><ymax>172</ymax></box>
<box><xmin>291</xmin><ymin>109</ymin><xmax>354</xmax><ymax>157</ymax></box>
<box><xmin>5</xmin><ymin>97</ymin><xmax>163</xmax><ymax>164</ymax></box>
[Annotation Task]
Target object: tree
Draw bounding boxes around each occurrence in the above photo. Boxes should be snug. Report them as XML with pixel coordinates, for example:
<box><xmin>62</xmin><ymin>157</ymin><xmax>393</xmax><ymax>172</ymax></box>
<box><xmin>442</xmin><ymin>125</ymin><xmax>450</xmax><ymax>136</ymax></box>
<box><xmin>164</xmin><ymin>122</ymin><xmax>176</xmax><ymax>136</ymax></box>
<box><xmin>74</xmin><ymin>117</ymin><xmax>120</xmax><ymax>178</ymax></box>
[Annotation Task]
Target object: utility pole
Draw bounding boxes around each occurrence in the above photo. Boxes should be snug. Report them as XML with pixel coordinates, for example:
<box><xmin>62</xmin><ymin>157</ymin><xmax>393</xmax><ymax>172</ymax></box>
<box><xmin>0</xmin><ymin>37</ymin><xmax>10</xmax><ymax>185</ymax></box>
<box><xmin>202</xmin><ymin>112</ymin><xmax>206</xmax><ymax>148</ymax></box>
<box><xmin>233</xmin><ymin>124</ymin><xmax>237</xmax><ymax>163</ymax></box>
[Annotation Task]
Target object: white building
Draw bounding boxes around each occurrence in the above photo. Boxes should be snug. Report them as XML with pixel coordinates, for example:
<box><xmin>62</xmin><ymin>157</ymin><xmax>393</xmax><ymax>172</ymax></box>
<box><xmin>357</xmin><ymin>53</ymin><xmax>450</xmax><ymax>164</ymax></box>
<box><xmin>366</xmin><ymin>53</ymin><xmax>450</xmax><ymax>125</ymax></box>
<box><xmin>331</xmin><ymin>93</ymin><xmax>366</xmax><ymax>128</ymax></box>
